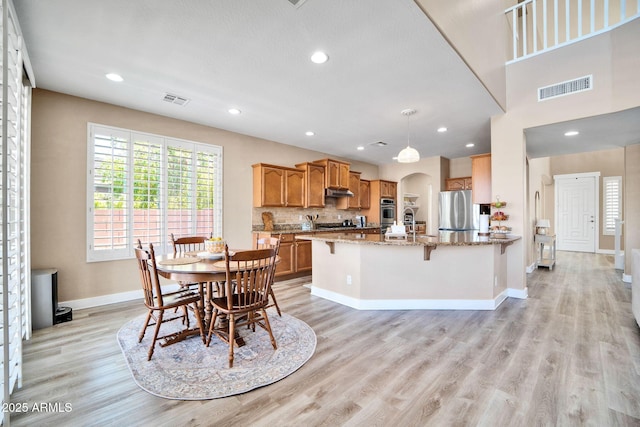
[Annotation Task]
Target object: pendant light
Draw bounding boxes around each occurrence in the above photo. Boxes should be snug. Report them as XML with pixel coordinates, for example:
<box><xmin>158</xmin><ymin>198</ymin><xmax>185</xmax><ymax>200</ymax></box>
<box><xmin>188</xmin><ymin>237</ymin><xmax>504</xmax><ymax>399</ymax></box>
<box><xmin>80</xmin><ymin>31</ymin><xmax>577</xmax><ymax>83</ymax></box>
<box><xmin>397</xmin><ymin>108</ymin><xmax>420</xmax><ymax>163</ymax></box>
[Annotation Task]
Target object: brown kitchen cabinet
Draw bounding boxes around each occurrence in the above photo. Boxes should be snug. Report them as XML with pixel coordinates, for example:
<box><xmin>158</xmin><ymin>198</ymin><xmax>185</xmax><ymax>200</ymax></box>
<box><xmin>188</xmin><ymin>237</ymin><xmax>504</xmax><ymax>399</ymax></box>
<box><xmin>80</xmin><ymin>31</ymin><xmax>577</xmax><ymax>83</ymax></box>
<box><xmin>295</xmin><ymin>162</ymin><xmax>325</xmax><ymax>208</ymax></box>
<box><xmin>359</xmin><ymin>179</ymin><xmax>371</xmax><ymax>209</ymax></box>
<box><xmin>252</xmin><ymin>163</ymin><xmax>305</xmax><ymax>207</ymax></box>
<box><xmin>471</xmin><ymin>153</ymin><xmax>491</xmax><ymax>204</ymax></box>
<box><xmin>295</xmin><ymin>239</ymin><xmax>312</xmax><ymax>273</ymax></box>
<box><xmin>362</xmin><ymin>179</ymin><xmax>398</xmax><ymax>224</ymax></box>
<box><xmin>445</xmin><ymin>176</ymin><xmax>472</xmax><ymax>191</ymax></box>
<box><xmin>285</xmin><ymin>169</ymin><xmax>305</xmax><ymax>207</ymax></box>
<box><xmin>314</xmin><ymin>158</ymin><xmax>350</xmax><ymax>190</ymax></box>
<box><xmin>380</xmin><ymin>180</ymin><xmax>397</xmax><ymax>199</ymax></box>
<box><xmin>337</xmin><ymin>171</ymin><xmax>361</xmax><ymax>210</ymax></box>
<box><xmin>255</xmin><ymin>232</ymin><xmax>313</xmax><ymax>278</ymax></box>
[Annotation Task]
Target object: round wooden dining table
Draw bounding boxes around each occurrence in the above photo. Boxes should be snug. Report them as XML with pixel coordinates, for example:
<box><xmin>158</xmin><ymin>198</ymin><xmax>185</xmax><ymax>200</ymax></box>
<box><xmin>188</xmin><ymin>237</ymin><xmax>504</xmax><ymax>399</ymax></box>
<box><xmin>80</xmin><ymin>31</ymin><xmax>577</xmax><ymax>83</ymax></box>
<box><xmin>154</xmin><ymin>250</ymin><xmax>279</xmax><ymax>346</ymax></box>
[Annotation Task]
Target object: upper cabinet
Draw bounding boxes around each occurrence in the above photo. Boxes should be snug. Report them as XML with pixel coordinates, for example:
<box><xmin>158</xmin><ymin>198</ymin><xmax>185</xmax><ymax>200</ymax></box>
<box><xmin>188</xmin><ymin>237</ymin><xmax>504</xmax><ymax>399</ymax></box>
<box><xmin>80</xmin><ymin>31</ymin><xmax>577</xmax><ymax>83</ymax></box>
<box><xmin>359</xmin><ymin>179</ymin><xmax>371</xmax><ymax>210</ymax></box>
<box><xmin>336</xmin><ymin>171</ymin><xmax>361</xmax><ymax>210</ymax></box>
<box><xmin>445</xmin><ymin>176</ymin><xmax>472</xmax><ymax>191</ymax></box>
<box><xmin>252</xmin><ymin>163</ymin><xmax>305</xmax><ymax>207</ymax></box>
<box><xmin>295</xmin><ymin>162</ymin><xmax>325</xmax><ymax>208</ymax></box>
<box><xmin>471</xmin><ymin>154</ymin><xmax>491</xmax><ymax>204</ymax></box>
<box><xmin>314</xmin><ymin>158</ymin><xmax>350</xmax><ymax>190</ymax></box>
<box><xmin>379</xmin><ymin>180</ymin><xmax>397</xmax><ymax>199</ymax></box>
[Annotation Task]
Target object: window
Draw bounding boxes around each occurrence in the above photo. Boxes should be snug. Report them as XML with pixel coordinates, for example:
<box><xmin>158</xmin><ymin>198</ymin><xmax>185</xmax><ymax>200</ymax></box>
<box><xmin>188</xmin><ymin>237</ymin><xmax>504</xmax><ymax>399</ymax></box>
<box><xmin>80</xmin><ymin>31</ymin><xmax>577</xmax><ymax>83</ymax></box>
<box><xmin>87</xmin><ymin>124</ymin><xmax>222</xmax><ymax>261</ymax></box>
<box><xmin>2</xmin><ymin>3</ymin><xmax>33</xmax><ymax>422</ymax></box>
<box><xmin>603</xmin><ymin>176</ymin><xmax>622</xmax><ymax>236</ymax></box>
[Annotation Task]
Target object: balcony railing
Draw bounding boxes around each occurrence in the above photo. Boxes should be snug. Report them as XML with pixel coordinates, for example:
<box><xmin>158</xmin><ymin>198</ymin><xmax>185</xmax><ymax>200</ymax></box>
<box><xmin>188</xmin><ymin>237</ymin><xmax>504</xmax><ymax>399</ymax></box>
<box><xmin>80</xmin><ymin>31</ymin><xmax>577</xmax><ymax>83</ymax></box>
<box><xmin>506</xmin><ymin>0</ymin><xmax>640</xmax><ymax>63</ymax></box>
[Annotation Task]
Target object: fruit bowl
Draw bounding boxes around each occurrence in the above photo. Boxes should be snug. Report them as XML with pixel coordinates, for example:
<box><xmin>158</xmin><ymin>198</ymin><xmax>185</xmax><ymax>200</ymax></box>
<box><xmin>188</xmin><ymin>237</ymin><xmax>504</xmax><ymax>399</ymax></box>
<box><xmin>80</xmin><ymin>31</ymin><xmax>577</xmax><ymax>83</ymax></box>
<box><xmin>205</xmin><ymin>238</ymin><xmax>225</xmax><ymax>254</ymax></box>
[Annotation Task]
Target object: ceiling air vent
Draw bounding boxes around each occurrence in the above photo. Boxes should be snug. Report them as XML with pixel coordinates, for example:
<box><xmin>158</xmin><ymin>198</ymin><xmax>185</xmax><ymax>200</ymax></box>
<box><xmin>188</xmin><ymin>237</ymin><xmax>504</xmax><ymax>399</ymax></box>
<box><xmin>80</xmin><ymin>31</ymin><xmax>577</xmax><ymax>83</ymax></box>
<box><xmin>369</xmin><ymin>141</ymin><xmax>387</xmax><ymax>147</ymax></box>
<box><xmin>286</xmin><ymin>0</ymin><xmax>308</xmax><ymax>8</ymax></box>
<box><xmin>162</xmin><ymin>93</ymin><xmax>190</xmax><ymax>106</ymax></box>
<box><xmin>538</xmin><ymin>75</ymin><xmax>592</xmax><ymax>101</ymax></box>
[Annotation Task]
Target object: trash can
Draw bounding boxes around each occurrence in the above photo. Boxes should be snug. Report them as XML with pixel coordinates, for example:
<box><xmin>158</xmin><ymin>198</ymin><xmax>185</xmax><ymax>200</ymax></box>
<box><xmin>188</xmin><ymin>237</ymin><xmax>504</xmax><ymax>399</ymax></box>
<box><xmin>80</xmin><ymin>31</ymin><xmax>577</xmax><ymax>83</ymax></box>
<box><xmin>31</xmin><ymin>268</ymin><xmax>58</xmax><ymax>329</ymax></box>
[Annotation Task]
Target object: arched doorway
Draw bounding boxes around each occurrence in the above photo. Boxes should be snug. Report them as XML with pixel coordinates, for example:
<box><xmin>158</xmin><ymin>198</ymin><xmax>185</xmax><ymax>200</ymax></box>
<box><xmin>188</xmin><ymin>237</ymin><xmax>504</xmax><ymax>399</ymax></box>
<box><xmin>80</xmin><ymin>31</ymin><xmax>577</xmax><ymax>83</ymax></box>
<box><xmin>399</xmin><ymin>172</ymin><xmax>436</xmax><ymax>234</ymax></box>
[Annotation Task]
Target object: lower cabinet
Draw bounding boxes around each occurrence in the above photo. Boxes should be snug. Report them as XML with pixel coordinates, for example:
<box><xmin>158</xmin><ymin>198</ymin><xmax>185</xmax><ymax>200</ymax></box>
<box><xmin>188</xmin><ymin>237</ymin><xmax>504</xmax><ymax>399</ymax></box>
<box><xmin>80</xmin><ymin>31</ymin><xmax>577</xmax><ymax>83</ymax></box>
<box><xmin>276</xmin><ymin>234</ymin><xmax>296</xmax><ymax>277</ymax></box>
<box><xmin>255</xmin><ymin>232</ymin><xmax>312</xmax><ymax>278</ymax></box>
<box><xmin>295</xmin><ymin>239</ymin><xmax>312</xmax><ymax>274</ymax></box>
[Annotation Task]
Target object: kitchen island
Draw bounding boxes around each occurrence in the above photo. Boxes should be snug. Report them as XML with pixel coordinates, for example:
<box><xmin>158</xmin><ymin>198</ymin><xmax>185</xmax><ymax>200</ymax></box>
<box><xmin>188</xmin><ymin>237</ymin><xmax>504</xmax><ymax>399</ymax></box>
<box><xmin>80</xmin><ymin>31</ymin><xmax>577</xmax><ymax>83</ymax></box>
<box><xmin>296</xmin><ymin>231</ymin><xmax>523</xmax><ymax>310</ymax></box>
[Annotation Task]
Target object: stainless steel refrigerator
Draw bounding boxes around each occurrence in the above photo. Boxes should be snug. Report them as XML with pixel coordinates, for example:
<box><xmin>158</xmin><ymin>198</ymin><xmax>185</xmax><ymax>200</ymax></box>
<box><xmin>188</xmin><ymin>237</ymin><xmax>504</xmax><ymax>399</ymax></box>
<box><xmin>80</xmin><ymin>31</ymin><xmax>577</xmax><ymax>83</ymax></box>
<box><xmin>438</xmin><ymin>190</ymin><xmax>479</xmax><ymax>230</ymax></box>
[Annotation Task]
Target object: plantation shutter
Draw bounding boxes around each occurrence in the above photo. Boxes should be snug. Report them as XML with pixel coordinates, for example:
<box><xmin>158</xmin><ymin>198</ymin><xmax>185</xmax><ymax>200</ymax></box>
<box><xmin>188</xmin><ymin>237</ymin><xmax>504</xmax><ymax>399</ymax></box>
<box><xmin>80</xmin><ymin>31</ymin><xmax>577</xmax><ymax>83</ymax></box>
<box><xmin>1</xmin><ymin>0</ymin><xmax>33</xmax><ymax>423</ymax></box>
<box><xmin>195</xmin><ymin>148</ymin><xmax>222</xmax><ymax>239</ymax></box>
<box><xmin>131</xmin><ymin>133</ymin><xmax>163</xmax><ymax>248</ymax></box>
<box><xmin>603</xmin><ymin>176</ymin><xmax>622</xmax><ymax>235</ymax></box>
<box><xmin>166</xmin><ymin>142</ymin><xmax>195</xmax><ymax>239</ymax></box>
<box><xmin>88</xmin><ymin>126</ymin><xmax>131</xmax><ymax>261</ymax></box>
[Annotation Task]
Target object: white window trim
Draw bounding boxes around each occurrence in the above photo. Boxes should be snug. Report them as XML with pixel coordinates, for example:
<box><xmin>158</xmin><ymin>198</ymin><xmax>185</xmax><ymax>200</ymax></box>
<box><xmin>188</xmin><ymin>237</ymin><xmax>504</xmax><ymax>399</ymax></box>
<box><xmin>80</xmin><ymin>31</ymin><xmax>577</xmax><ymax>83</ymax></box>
<box><xmin>86</xmin><ymin>123</ymin><xmax>223</xmax><ymax>262</ymax></box>
<box><xmin>603</xmin><ymin>176</ymin><xmax>622</xmax><ymax>236</ymax></box>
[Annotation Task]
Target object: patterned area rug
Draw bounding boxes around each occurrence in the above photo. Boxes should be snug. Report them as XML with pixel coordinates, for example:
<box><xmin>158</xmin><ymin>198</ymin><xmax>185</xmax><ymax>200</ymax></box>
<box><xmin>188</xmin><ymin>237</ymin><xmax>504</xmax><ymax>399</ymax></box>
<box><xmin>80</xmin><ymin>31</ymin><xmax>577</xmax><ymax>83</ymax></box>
<box><xmin>117</xmin><ymin>310</ymin><xmax>316</xmax><ymax>400</ymax></box>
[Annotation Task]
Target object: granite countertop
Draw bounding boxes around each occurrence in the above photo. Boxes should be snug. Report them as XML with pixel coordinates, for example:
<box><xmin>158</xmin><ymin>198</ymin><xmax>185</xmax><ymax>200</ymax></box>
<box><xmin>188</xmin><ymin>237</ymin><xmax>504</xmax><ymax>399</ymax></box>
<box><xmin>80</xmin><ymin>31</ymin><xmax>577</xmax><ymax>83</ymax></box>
<box><xmin>295</xmin><ymin>230</ymin><xmax>521</xmax><ymax>247</ymax></box>
<box><xmin>253</xmin><ymin>225</ymin><xmax>381</xmax><ymax>234</ymax></box>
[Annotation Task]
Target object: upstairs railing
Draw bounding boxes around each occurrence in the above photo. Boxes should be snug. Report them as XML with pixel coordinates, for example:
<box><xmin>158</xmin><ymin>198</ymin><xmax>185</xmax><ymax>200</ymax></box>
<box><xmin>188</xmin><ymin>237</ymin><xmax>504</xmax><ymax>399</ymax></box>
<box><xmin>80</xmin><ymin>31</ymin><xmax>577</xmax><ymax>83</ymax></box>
<box><xmin>506</xmin><ymin>0</ymin><xmax>640</xmax><ymax>63</ymax></box>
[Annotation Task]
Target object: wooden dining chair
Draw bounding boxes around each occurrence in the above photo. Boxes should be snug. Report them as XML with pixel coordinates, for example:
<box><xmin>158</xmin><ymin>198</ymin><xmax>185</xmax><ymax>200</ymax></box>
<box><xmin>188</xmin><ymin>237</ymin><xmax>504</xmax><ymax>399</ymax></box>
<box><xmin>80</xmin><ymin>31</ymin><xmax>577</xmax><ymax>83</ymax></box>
<box><xmin>256</xmin><ymin>236</ymin><xmax>282</xmax><ymax>316</ymax></box>
<box><xmin>135</xmin><ymin>240</ymin><xmax>205</xmax><ymax>361</ymax></box>
<box><xmin>206</xmin><ymin>245</ymin><xmax>278</xmax><ymax>368</ymax></box>
<box><xmin>170</xmin><ymin>233</ymin><xmax>210</xmax><ymax>255</ymax></box>
<box><xmin>169</xmin><ymin>233</ymin><xmax>212</xmax><ymax>292</ymax></box>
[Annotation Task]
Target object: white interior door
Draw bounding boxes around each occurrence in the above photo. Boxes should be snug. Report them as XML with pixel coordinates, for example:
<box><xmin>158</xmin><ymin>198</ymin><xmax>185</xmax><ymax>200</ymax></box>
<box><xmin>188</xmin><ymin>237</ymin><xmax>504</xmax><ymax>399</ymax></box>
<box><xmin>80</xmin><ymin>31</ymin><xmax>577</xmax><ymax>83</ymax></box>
<box><xmin>555</xmin><ymin>173</ymin><xmax>598</xmax><ymax>252</ymax></box>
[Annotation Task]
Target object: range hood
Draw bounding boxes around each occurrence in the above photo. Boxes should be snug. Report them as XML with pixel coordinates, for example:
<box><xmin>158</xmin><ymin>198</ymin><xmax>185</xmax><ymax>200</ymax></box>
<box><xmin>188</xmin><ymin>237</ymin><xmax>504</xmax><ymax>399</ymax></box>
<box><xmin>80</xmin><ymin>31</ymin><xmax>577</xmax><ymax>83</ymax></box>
<box><xmin>325</xmin><ymin>188</ymin><xmax>354</xmax><ymax>198</ymax></box>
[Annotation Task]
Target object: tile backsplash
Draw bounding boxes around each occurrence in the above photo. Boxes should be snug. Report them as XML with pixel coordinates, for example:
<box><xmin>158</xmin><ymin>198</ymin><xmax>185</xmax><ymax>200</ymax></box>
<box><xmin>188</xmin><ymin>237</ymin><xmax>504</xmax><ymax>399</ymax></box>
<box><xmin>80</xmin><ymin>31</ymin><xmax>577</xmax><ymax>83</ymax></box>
<box><xmin>252</xmin><ymin>198</ymin><xmax>365</xmax><ymax>229</ymax></box>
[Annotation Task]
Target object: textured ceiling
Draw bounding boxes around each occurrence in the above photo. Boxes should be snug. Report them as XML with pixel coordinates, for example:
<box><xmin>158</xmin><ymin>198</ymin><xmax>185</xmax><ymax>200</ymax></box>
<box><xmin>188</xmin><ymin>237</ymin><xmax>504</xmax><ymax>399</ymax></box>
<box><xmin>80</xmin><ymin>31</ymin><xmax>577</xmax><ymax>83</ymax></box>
<box><xmin>14</xmin><ymin>0</ymin><xmax>503</xmax><ymax>165</ymax></box>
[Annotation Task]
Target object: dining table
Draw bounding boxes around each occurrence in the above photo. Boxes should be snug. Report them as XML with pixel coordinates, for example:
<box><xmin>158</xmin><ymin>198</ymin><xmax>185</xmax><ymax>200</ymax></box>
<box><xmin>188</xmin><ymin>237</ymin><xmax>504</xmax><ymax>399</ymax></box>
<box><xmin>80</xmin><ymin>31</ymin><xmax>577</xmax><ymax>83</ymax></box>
<box><xmin>154</xmin><ymin>250</ymin><xmax>278</xmax><ymax>347</ymax></box>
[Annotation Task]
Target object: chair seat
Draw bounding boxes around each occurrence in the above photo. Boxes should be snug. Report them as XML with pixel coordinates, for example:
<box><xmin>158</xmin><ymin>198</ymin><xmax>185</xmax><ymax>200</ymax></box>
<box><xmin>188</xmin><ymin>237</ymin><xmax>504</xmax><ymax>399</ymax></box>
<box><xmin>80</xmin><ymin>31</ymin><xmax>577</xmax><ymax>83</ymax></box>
<box><xmin>153</xmin><ymin>289</ymin><xmax>201</xmax><ymax>309</ymax></box>
<box><xmin>210</xmin><ymin>292</ymin><xmax>265</xmax><ymax>314</ymax></box>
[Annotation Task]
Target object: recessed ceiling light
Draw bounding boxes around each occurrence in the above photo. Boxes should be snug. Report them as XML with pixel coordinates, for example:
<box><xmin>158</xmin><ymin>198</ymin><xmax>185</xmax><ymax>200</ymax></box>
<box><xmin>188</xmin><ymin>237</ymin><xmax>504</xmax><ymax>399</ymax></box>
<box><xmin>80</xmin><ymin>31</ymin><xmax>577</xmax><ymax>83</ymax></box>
<box><xmin>310</xmin><ymin>51</ymin><xmax>329</xmax><ymax>64</ymax></box>
<box><xmin>305</xmin><ymin>131</ymin><xmax>315</xmax><ymax>136</ymax></box>
<box><xmin>564</xmin><ymin>130</ymin><xmax>579</xmax><ymax>136</ymax></box>
<box><xmin>357</xmin><ymin>146</ymin><xmax>364</xmax><ymax>151</ymax></box>
<box><xmin>105</xmin><ymin>73</ymin><xmax>123</xmax><ymax>82</ymax></box>
<box><xmin>437</xmin><ymin>127</ymin><xmax>448</xmax><ymax>133</ymax></box>
<box><xmin>228</xmin><ymin>108</ymin><xmax>241</xmax><ymax>115</ymax></box>
<box><xmin>466</xmin><ymin>143</ymin><xmax>475</xmax><ymax>148</ymax></box>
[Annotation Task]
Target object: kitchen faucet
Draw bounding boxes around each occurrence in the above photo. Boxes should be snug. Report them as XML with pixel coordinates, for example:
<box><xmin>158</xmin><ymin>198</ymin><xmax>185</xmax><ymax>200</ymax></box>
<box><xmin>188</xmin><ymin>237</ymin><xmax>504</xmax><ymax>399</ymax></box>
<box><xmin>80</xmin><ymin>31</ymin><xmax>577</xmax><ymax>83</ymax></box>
<box><xmin>403</xmin><ymin>206</ymin><xmax>416</xmax><ymax>241</ymax></box>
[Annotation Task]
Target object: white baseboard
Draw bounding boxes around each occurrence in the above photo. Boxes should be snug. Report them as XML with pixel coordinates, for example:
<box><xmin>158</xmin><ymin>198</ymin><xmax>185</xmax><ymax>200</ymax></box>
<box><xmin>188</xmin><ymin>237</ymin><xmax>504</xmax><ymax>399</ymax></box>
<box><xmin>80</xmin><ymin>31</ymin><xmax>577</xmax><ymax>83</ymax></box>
<box><xmin>526</xmin><ymin>263</ymin><xmax>536</xmax><ymax>274</ymax></box>
<box><xmin>597</xmin><ymin>249</ymin><xmax>616</xmax><ymax>255</ymax></box>
<box><xmin>60</xmin><ymin>283</ymin><xmax>180</xmax><ymax>310</ymax></box>
<box><xmin>623</xmin><ymin>273</ymin><xmax>632</xmax><ymax>283</ymax></box>
<box><xmin>310</xmin><ymin>286</ymin><xmax>511</xmax><ymax>311</ymax></box>
<box><xmin>507</xmin><ymin>287</ymin><xmax>528</xmax><ymax>299</ymax></box>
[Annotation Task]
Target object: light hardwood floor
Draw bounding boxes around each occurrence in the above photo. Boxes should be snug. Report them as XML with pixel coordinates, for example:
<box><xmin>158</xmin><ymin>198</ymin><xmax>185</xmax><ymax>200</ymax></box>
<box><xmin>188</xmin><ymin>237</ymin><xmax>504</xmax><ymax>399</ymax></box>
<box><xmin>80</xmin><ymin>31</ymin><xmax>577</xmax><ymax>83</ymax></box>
<box><xmin>8</xmin><ymin>251</ymin><xmax>640</xmax><ymax>426</ymax></box>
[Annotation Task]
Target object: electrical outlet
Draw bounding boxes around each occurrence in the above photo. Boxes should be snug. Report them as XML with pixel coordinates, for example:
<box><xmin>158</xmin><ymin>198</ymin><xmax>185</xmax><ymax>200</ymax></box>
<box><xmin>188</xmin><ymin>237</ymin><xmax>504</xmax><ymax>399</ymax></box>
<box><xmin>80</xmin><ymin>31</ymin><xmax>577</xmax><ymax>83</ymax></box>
<box><xmin>346</xmin><ymin>275</ymin><xmax>352</xmax><ymax>285</ymax></box>
<box><xmin>299</xmin><ymin>215</ymin><xmax>302</xmax><ymax>220</ymax></box>
<box><xmin>338</xmin><ymin>214</ymin><xmax>342</xmax><ymax>219</ymax></box>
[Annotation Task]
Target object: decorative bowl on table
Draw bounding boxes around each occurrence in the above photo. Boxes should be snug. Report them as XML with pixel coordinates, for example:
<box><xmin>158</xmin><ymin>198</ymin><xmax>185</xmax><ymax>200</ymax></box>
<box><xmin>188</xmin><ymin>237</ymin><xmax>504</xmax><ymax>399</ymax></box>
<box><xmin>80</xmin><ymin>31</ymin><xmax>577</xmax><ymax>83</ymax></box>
<box><xmin>205</xmin><ymin>237</ymin><xmax>225</xmax><ymax>254</ymax></box>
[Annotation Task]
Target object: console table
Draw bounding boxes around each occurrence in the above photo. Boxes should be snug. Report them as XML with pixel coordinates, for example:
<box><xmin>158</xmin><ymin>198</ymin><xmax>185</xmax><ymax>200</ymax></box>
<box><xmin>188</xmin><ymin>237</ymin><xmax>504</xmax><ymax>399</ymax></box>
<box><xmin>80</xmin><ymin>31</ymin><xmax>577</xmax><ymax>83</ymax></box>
<box><xmin>535</xmin><ymin>233</ymin><xmax>556</xmax><ymax>270</ymax></box>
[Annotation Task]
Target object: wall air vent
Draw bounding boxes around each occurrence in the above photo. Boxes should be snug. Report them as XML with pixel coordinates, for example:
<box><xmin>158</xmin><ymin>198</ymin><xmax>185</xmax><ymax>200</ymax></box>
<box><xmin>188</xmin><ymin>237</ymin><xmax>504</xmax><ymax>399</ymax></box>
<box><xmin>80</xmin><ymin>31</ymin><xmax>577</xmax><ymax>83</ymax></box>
<box><xmin>162</xmin><ymin>93</ymin><xmax>190</xmax><ymax>106</ymax></box>
<box><xmin>287</xmin><ymin>0</ymin><xmax>308</xmax><ymax>8</ymax></box>
<box><xmin>538</xmin><ymin>75</ymin><xmax>592</xmax><ymax>101</ymax></box>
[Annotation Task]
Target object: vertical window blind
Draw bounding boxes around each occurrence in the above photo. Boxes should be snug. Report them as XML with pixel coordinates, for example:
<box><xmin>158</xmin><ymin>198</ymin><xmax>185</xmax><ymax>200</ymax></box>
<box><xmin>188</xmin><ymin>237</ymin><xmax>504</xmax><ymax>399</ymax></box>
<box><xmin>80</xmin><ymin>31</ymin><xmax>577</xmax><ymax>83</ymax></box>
<box><xmin>603</xmin><ymin>176</ymin><xmax>622</xmax><ymax>235</ymax></box>
<box><xmin>1</xmin><ymin>0</ymin><xmax>33</xmax><ymax>423</ymax></box>
<box><xmin>87</xmin><ymin>124</ymin><xmax>223</xmax><ymax>261</ymax></box>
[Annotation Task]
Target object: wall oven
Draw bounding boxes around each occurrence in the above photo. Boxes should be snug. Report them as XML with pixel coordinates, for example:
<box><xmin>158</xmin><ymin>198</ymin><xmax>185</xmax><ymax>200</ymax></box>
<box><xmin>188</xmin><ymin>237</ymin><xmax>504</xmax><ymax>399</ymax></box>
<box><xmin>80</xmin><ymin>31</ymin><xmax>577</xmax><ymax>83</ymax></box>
<box><xmin>380</xmin><ymin>198</ymin><xmax>396</xmax><ymax>231</ymax></box>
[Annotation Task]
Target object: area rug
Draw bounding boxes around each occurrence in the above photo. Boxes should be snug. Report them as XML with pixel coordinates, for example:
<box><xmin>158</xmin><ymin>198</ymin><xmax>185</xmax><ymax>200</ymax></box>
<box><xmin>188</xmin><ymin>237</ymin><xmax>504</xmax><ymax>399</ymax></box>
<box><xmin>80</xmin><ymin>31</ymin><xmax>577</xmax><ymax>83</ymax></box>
<box><xmin>117</xmin><ymin>310</ymin><xmax>316</xmax><ymax>400</ymax></box>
